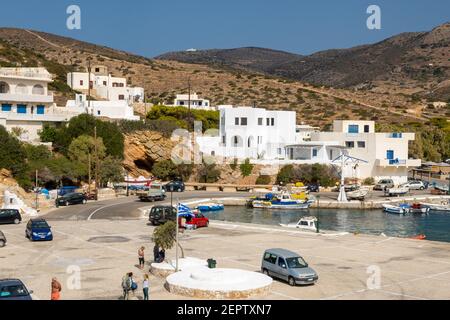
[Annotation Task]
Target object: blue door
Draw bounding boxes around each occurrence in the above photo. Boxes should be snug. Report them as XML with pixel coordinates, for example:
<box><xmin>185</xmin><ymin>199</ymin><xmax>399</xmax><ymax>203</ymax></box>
<box><xmin>17</xmin><ymin>105</ymin><xmax>27</xmax><ymax>114</ymax></box>
<box><xmin>386</xmin><ymin>150</ymin><xmax>394</xmax><ymax>160</ymax></box>
<box><xmin>36</xmin><ymin>105</ymin><xmax>45</xmax><ymax>115</ymax></box>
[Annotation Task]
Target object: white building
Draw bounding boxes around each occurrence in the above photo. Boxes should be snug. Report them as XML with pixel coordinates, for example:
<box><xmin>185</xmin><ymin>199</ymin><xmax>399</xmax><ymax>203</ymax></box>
<box><xmin>197</xmin><ymin>107</ymin><xmax>421</xmax><ymax>184</ymax></box>
<box><xmin>197</xmin><ymin>105</ymin><xmax>297</xmax><ymax>160</ymax></box>
<box><xmin>66</xmin><ymin>94</ymin><xmax>140</xmax><ymax>121</ymax></box>
<box><xmin>306</xmin><ymin>120</ymin><xmax>421</xmax><ymax>184</ymax></box>
<box><xmin>170</xmin><ymin>93</ymin><xmax>214</xmax><ymax>110</ymax></box>
<box><xmin>67</xmin><ymin>68</ymin><xmax>144</xmax><ymax>103</ymax></box>
<box><xmin>0</xmin><ymin>68</ymin><xmax>72</xmax><ymax>142</ymax></box>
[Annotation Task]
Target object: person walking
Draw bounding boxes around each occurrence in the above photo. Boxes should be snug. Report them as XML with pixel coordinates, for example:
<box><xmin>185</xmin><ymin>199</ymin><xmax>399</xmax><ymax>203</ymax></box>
<box><xmin>142</xmin><ymin>274</ymin><xmax>149</xmax><ymax>301</ymax></box>
<box><xmin>121</xmin><ymin>272</ymin><xmax>132</xmax><ymax>300</ymax></box>
<box><xmin>51</xmin><ymin>277</ymin><xmax>62</xmax><ymax>300</ymax></box>
<box><xmin>138</xmin><ymin>246</ymin><xmax>145</xmax><ymax>269</ymax></box>
<box><xmin>153</xmin><ymin>245</ymin><xmax>159</xmax><ymax>262</ymax></box>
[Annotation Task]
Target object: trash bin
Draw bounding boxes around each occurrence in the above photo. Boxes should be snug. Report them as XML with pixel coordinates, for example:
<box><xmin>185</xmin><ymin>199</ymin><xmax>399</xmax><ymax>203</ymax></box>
<box><xmin>207</xmin><ymin>259</ymin><xmax>217</xmax><ymax>269</ymax></box>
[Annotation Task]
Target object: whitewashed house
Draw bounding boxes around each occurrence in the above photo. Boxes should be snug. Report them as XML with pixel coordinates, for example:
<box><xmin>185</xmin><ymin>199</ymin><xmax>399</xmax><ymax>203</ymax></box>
<box><xmin>66</xmin><ymin>94</ymin><xmax>140</xmax><ymax>121</ymax></box>
<box><xmin>170</xmin><ymin>93</ymin><xmax>214</xmax><ymax>110</ymax></box>
<box><xmin>67</xmin><ymin>67</ymin><xmax>144</xmax><ymax>103</ymax></box>
<box><xmin>0</xmin><ymin>68</ymin><xmax>72</xmax><ymax>142</ymax></box>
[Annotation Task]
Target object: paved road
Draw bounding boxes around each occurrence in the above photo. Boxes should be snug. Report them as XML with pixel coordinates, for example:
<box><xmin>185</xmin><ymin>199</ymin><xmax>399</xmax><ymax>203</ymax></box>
<box><xmin>43</xmin><ymin>192</ymin><xmax>251</xmax><ymax>221</ymax></box>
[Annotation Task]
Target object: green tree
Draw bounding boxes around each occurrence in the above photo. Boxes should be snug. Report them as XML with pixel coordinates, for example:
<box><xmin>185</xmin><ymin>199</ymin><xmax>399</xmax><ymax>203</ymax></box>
<box><xmin>240</xmin><ymin>158</ymin><xmax>254</xmax><ymax>177</ymax></box>
<box><xmin>0</xmin><ymin>126</ymin><xmax>30</xmax><ymax>188</ymax></box>
<box><xmin>152</xmin><ymin>160</ymin><xmax>178</xmax><ymax>181</ymax></box>
<box><xmin>152</xmin><ymin>221</ymin><xmax>185</xmax><ymax>258</ymax></box>
<box><xmin>197</xmin><ymin>163</ymin><xmax>221</xmax><ymax>183</ymax></box>
<box><xmin>276</xmin><ymin>165</ymin><xmax>294</xmax><ymax>185</ymax></box>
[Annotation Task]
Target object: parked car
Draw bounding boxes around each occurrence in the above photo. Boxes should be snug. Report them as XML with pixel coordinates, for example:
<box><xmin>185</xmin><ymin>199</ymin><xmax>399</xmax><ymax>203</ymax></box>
<box><xmin>0</xmin><ymin>231</ymin><xmax>6</xmax><ymax>247</ymax></box>
<box><xmin>401</xmin><ymin>180</ymin><xmax>427</xmax><ymax>190</ymax></box>
<box><xmin>182</xmin><ymin>212</ymin><xmax>209</xmax><ymax>229</ymax></box>
<box><xmin>25</xmin><ymin>219</ymin><xmax>53</xmax><ymax>241</ymax></box>
<box><xmin>373</xmin><ymin>179</ymin><xmax>395</xmax><ymax>191</ymax></box>
<box><xmin>137</xmin><ymin>184</ymin><xmax>166</xmax><ymax>202</ymax></box>
<box><xmin>55</xmin><ymin>193</ymin><xmax>88</xmax><ymax>207</ymax></box>
<box><xmin>306</xmin><ymin>184</ymin><xmax>320</xmax><ymax>193</ymax></box>
<box><xmin>0</xmin><ymin>279</ymin><xmax>33</xmax><ymax>300</ymax></box>
<box><xmin>261</xmin><ymin>248</ymin><xmax>318</xmax><ymax>286</ymax></box>
<box><xmin>0</xmin><ymin>209</ymin><xmax>22</xmax><ymax>225</ymax></box>
<box><xmin>148</xmin><ymin>206</ymin><xmax>177</xmax><ymax>225</ymax></box>
<box><xmin>163</xmin><ymin>180</ymin><xmax>185</xmax><ymax>193</ymax></box>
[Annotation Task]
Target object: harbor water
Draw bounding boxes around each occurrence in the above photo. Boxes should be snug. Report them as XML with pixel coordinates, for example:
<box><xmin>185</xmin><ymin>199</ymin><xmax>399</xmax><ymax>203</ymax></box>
<box><xmin>204</xmin><ymin>207</ymin><xmax>450</xmax><ymax>243</ymax></box>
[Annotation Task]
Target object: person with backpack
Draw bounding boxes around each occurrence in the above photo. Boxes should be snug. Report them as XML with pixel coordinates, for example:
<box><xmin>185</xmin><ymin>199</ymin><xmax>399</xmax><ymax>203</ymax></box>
<box><xmin>121</xmin><ymin>272</ymin><xmax>132</xmax><ymax>300</ymax></box>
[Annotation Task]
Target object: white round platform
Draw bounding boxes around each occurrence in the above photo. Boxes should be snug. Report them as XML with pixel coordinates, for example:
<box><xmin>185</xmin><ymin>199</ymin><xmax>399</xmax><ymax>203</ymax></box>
<box><xmin>150</xmin><ymin>257</ymin><xmax>207</xmax><ymax>277</ymax></box>
<box><xmin>166</xmin><ymin>267</ymin><xmax>273</xmax><ymax>299</ymax></box>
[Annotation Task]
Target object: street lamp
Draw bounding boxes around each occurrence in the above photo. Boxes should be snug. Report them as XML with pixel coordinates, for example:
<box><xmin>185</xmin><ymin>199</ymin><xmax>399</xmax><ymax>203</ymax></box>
<box><xmin>316</xmin><ymin>195</ymin><xmax>320</xmax><ymax>233</ymax></box>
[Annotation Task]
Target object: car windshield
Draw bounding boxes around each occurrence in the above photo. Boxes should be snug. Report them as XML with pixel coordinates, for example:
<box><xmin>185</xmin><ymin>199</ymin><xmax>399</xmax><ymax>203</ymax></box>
<box><xmin>286</xmin><ymin>257</ymin><xmax>308</xmax><ymax>269</ymax></box>
<box><xmin>32</xmin><ymin>221</ymin><xmax>49</xmax><ymax>229</ymax></box>
<box><xmin>0</xmin><ymin>284</ymin><xmax>29</xmax><ymax>298</ymax></box>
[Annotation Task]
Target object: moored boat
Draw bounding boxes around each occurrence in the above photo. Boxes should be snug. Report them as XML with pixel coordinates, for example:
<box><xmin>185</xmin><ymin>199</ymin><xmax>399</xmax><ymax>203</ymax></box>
<box><xmin>280</xmin><ymin>216</ymin><xmax>318</xmax><ymax>231</ymax></box>
<box><xmin>420</xmin><ymin>201</ymin><xmax>450</xmax><ymax>212</ymax></box>
<box><xmin>252</xmin><ymin>192</ymin><xmax>314</xmax><ymax>210</ymax></box>
<box><xmin>197</xmin><ymin>203</ymin><xmax>224</xmax><ymax>212</ymax></box>
<box><xmin>383</xmin><ymin>203</ymin><xmax>410</xmax><ymax>214</ymax></box>
<box><xmin>346</xmin><ymin>188</ymin><xmax>369</xmax><ymax>201</ymax></box>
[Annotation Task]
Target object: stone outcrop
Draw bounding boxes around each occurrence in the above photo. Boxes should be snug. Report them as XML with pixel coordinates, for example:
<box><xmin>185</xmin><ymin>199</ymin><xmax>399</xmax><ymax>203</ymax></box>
<box><xmin>123</xmin><ymin>131</ymin><xmax>176</xmax><ymax>177</ymax></box>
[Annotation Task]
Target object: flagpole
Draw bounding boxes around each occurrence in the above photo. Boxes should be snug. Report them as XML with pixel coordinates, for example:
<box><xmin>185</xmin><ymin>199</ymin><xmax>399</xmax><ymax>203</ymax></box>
<box><xmin>176</xmin><ymin>200</ymin><xmax>179</xmax><ymax>272</ymax></box>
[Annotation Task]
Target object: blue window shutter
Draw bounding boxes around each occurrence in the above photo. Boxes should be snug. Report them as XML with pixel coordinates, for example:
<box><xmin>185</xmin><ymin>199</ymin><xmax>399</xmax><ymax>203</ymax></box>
<box><xmin>17</xmin><ymin>105</ymin><xmax>27</xmax><ymax>114</ymax></box>
<box><xmin>348</xmin><ymin>125</ymin><xmax>359</xmax><ymax>133</ymax></box>
<box><xmin>386</xmin><ymin>150</ymin><xmax>394</xmax><ymax>160</ymax></box>
<box><xmin>37</xmin><ymin>105</ymin><xmax>45</xmax><ymax>115</ymax></box>
<box><xmin>1</xmin><ymin>104</ymin><xmax>12</xmax><ymax>112</ymax></box>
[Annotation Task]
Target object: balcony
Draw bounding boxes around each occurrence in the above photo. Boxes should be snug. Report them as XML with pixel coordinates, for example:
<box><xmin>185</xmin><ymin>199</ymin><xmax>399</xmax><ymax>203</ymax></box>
<box><xmin>0</xmin><ymin>69</ymin><xmax>52</xmax><ymax>81</ymax></box>
<box><xmin>377</xmin><ymin>159</ymin><xmax>422</xmax><ymax>167</ymax></box>
<box><xmin>0</xmin><ymin>92</ymin><xmax>54</xmax><ymax>104</ymax></box>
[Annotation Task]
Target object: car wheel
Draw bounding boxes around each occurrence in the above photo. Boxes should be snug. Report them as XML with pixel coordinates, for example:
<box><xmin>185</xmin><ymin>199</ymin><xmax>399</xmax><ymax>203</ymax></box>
<box><xmin>262</xmin><ymin>269</ymin><xmax>269</xmax><ymax>276</ymax></box>
<box><xmin>206</xmin><ymin>221</ymin><xmax>209</xmax><ymax>227</ymax></box>
<box><xmin>14</xmin><ymin>218</ymin><xmax>20</xmax><ymax>225</ymax></box>
<box><xmin>288</xmin><ymin>277</ymin><xmax>296</xmax><ymax>287</ymax></box>
<box><xmin>83</xmin><ymin>199</ymin><xmax>87</xmax><ymax>204</ymax></box>
<box><xmin>420</xmin><ymin>187</ymin><xmax>424</xmax><ymax>190</ymax></box>
<box><xmin>193</xmin><ymin>224</ymin><xmax>198</xmax><ymax>230</ymax></box>
<box><xmin>65</xmin><ymin>201</ymin><xmax>69</xmax><ymax>206</ymax></box>
<box><xmin>177</xmin><ymin>188</ymin><xmax>182</xmax><ymax>192</ymax></box>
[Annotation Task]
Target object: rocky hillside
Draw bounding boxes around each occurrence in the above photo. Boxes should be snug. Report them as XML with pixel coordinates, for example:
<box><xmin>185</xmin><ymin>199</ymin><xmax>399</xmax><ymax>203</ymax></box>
<box><xmin>158</xmin><ymin>22</ymin><xmax>450</xmax><ymax>101</ymax></box>
<box><xmin>0</xmin><ymin>27</ymin><xmax>448</xmax><ymax>128</ymax></box>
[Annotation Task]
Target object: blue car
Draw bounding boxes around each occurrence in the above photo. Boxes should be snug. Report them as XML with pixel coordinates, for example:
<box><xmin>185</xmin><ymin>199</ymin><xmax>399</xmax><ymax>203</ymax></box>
<box><xmin>25</xmin><ymin>219</ymin><xmax>53</xmax><ymax>241</ymax></box>
<box><xmin>0</xmin><ymin>279</ymin><xmax>33</xmax><ymax>300</ymax></box>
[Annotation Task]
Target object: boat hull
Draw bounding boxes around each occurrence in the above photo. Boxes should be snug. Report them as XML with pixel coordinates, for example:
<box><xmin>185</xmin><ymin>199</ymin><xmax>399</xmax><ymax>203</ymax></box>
<box><xmin>253</xmin><ymin>201</ymin><xmax>311</xmax><ymax>210</ymax></box>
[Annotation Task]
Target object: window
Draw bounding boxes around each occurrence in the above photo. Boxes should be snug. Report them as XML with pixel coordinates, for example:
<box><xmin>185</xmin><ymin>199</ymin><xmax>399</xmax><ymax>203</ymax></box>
<box><xmin>1</xmin><ymin>104</ymin><xmax>12</xmax><ymax>112</ymax></box>
<box><xmin>364</xmin><ymin>125</ymin><xmax>370</xmax><ymax>133</ymax></box>
<box><xmin>345</xmin><ymin>141</ymin><xmax>355</xmax><ymax>148</ymax></box>
<box><xmin>258</xmin><ymin>136</ymin><xmax>263</xmax><ymax>144</ymax></box>
<box><xmin>103</xmin><ymin>81</ymin><xmax>107</xmax><ymax>86</ymax></box>
<box><xmin>222</xmin><ymin>136</ymin><xmax>226</xmax><ymax>145</ymax></box>
<box><xmin>95</xmin><ymin>68</ymin><xmax>100</xmax><ymax>73</ymax></box>
<box><xmin>198</xmin><ymin>101</ymin><xmax>203</xmax><ymax>106</ymax></box>
<box><xmin>357</xmin><ymin>141</ymin><xmax>366</xmax><ymax>148</ymax></box>
<box><xmin>36</xmin><ymin>105</ymin><xmax>45</xmax><ymax>115</ymax></box>
<box><xmin>179</xmin><ymin>101</ymin><xmax>184</xmax><ymax>105</ymax></box>
<box><xmin>258</xmin><ymin>118</ymin><xmax>263</xmax><ymax>125</ymax></box>
<box><xmin>80</xmin><ymin>80</ymin><xmax>84</xmax><ymax>86</ymax></box>
<box><xmin>312</xmin><ymin>149</ymin><xmax>318</xmax><ymax>157</ymax></box>
<box><xmin>263</xmin><ymin>253</ymin><xmax>277</xmax><ymax>264</ymax></box>
<box><xmin>235</xmin><ymin>117</ymin><xmax>239</xmax><ymax>125</ymax></box>
<box><xmin>205</xmin><ymin>102</ymin><xmax>208</xmax><ymax>106</ymax></box>
<box><xmin>348</xmin><ymin>125</ymin><xmax>359</xmax><ymax>133</ymax></box>
<box><xmin>278</xmin><ymin>148</ymin><xmax>282</xmax><ymax>155</ymax></box>
<box><xmin>97</xmin><ymin>110</ymin><xmax>101</xmax><ymax>116</ymax></box>
<box><xmin>390</xmin><ymin>133</ymin><xmax>403</xmax><ymax>138</ymax></box>
<box><xmin>386</xmin><ymin>150</ymin><xmax>394</xmax><ymax>160</ymax></box>
<box><xmin>271</xmin><ymin>118</ymin><xmax>275</xmax><ymax>126</ymax></box>
<box><xmin>118</xmin><ymin>95</ymin><xmax>125</xmax><ymax>100</ymax></box>
<box><xmin>241</xmin><ymin>117</ymin><xmax>248</xmax><ymax>126</ymax></box>
<box><xmin>278</xmin><ymin>258</ymin><xmax>287</xmax><ymax>268</ymax></box>
<box><xmin>15</xmin><ymin>84</ymin><xmax>28</xmax><ymax>95</ymax></box>
<box><xmin>266</xmin><ymin>118</ymin><xmax>270</xmax><ymax>126</ymax></box>
<box><xmin>32</xmin><ymin>85</ymin><xmax>45</xmax><ymax>95</ymax></box>
<box><xmin>17</xmin><ymin>105</ymin><xmax>27</xmax><ymax>114</ymax></box>
<box><xmin>0</xmin><ymin>81</ymin><xmax>10</xmax><ymax>93</ymax></box>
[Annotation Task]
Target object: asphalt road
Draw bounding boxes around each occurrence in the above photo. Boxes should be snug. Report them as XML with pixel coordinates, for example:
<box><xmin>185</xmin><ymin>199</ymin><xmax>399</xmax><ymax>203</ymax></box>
<box><xmin>42</xmin><ymin>192</ymin><xmax>250</xmax><ymax>221</ymax></box>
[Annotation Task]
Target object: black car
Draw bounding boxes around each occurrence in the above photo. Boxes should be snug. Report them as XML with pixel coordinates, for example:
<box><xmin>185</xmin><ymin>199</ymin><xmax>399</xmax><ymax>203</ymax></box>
<box><xmin>0</xmin><ymin>209</ymin><xmax>22</xmax><ymax>225</ymax></box>
<box><xmin>306</xmin><ymin>184</ymin><xmax>320</xmax><ymax>193</ymax></box>
<box><xmin>0</xmin><ymin>279</ymin><xmax>33</xmax><ymax>300</ymax></box>
<box><xmin>149</xmin><ymin>206</ymin><xmax>177</xmax><ymax>225</ymax></box>
<box><xmin>55</xmin><ymin>192</ymin><xmax>88</xmax><ymax>207</ymax></box>
<box><xmin>0</xmin><ymin>231</ymin><xmax>6</xmax><ymax>247</ymax></box>
<box><xmin>163</xmin><ymin>181</ymin><xmax>185</xmax><ymax>192</ymax></box>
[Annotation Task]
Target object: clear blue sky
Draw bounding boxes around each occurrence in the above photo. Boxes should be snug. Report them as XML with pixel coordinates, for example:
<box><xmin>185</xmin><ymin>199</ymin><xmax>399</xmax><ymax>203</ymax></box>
<box><xmin>0</xmin><ymin>0</ymin><xmax>448</xmax><ymax>57</ymax></box>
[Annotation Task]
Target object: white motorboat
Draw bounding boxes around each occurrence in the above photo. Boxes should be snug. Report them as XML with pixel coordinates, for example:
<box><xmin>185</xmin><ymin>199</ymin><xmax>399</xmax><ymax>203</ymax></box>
<box><xmin>383</xmin><ymin>203</ymin><xmax>410</xmax><ymax>214</ymax></box>
<box><xmin>280</xmin><ymin>216</ymin><xmax>318</xmax><ymax>231</ymax></box>
<box><xmin>420</xmin><ymin>201</ymin><xmax>450</xmax><ymax>212</ymax></box>
<box><xmin>346</xmin><ymin>188</ymin><xmax>369</xmax><ymax>200</ymax></box>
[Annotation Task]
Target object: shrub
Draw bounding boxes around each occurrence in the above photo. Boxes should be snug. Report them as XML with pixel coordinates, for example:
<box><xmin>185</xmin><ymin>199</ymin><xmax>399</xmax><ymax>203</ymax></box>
<box><xmin>197</xmin><ymin>163</ymin><xmax>221</xmax><ymax>183</ymax></box>
<box><xmin>152</xmin><ymin>160</ymin><xmax>178</xmax><ymax>181</ymax></box>
<box><xmin>362</xmin><ymin>177</ymin><xmax>375</xmax><ymax>185</ymax></box>
<box><xmin>256</xmin><ymin>175</ymin><xmax>271</xmax><ymax>185</ymax></box>
<box><xmin>276</xmin><ymin>165</ymin><xmax>294</xmax><ymax>185</ymax></box>
<box><xmin>239</xmin><ymin>158</ymin><xmax>254</xmax><ymax>177</ymax></box>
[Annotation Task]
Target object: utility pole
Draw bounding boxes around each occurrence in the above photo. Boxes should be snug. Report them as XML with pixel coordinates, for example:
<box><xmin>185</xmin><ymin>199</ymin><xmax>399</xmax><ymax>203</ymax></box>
<box><xmin>88</xmin><ymin>153</ymin><xmax>92</xmax><ymax>196</ymax></box>
<box><xmin>35</xmin><ymin>170</ymin><xmax>39</xmax><ymax>211</ymax></box>
<box><xmin>94</xmin><ymin>126</ymin><xmax>99</xmax><ymax>199</ymax></box>
<box><xmin>175</xmin><ymin>197</ymin><xmax>179</xmax><ymax>272</ymax></box>
<box><xmin>87</xmin><ymin>58</ymin><xmax>92</xmax><ymax>114</ymax></box>
<box><xmin>188</xmin><ymin>78</ymin><xmax>192</xmax><ymax>131</ymax></box>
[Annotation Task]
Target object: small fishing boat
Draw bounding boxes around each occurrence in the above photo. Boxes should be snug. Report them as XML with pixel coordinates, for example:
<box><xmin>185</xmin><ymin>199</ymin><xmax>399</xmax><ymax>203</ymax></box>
<box><xmin>197</xmin><ymin>203</ymin><xmax>224</xmax><ymax>212</ymax></box>
<box><xmin>346</xmin><ymin>188</ymin><xmax>369</xmax><ymax>201</ymax></box>
<box><xmin>409</xmin><ymin>203</ymin><xmax>430</xmax><ymax>214</ymax></box>
<box><xmin>383</xmin><ymin>203</ymin><xmax>410</xmax><ymax>214</ymax></box>
<box><xmin>385</xmin><ymin>187</ymin><xmax>409</xmax><ymax>197</ymax></box>
<box><xmin>420</xmin><ymin>201</ymin><xmax>450</xmax><ymax>212</ymax></box>
<box><xmin>252</xmin><ymin>192</ymin><xmax>314</xmax><ymax>210</ymax></box>
<box><xmin>280</xmin><ymin>216</ymin><xmax>318</xmax><ymax>232</ymax></box>
<box><xmin>411</xmin><ymin>234</ymin><xmax>427</xmax><ymax>240</ymax></box>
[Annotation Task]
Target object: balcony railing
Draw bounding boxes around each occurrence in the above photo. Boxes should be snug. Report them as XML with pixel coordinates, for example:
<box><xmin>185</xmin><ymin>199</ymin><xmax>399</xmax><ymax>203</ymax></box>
<box><xmin>0</xmin><ymin>69</ymin><xmax>52</xmax><ymax>80</ymax></box>
<box><xmin>0</xmin><ymin>92</ymin><xmax>54</xmax><ymax>103</ymax></box>
<box><xmin>377</xmin><ymin>159</ymin><xmax>422</xmax><ymax>167</ymax></box>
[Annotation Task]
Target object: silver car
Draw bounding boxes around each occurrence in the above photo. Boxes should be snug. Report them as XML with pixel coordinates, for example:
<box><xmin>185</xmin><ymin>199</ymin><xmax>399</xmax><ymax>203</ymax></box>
<box><xmin>261</xmin><ymin>248</ymin><xmax>318</xmax><ymax>286</ymax></box>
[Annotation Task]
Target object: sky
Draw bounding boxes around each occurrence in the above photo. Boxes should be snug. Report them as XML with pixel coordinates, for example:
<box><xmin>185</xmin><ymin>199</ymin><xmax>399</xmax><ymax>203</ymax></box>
<box><xmin>0</xmin><ymin>0</ymin><xmax>448</xmax><ymax>58</ymax></box>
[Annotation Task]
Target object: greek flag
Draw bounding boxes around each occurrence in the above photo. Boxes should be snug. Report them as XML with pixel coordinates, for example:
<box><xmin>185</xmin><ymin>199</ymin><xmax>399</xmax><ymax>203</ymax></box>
<box><xmin>177</xmin><ymin>203</ymin><xmax>192</xmax><ymax>216</ymax></box>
